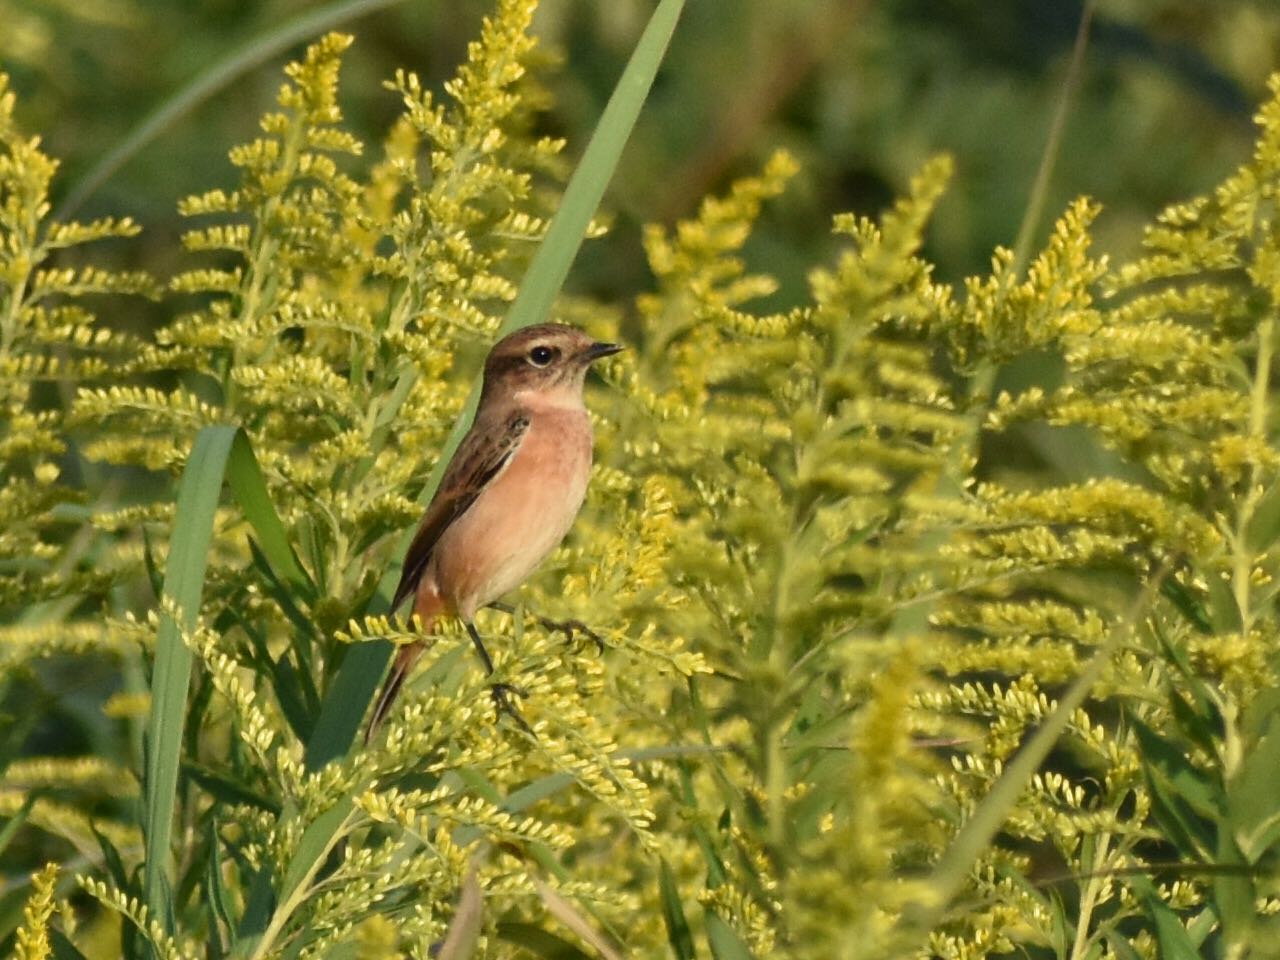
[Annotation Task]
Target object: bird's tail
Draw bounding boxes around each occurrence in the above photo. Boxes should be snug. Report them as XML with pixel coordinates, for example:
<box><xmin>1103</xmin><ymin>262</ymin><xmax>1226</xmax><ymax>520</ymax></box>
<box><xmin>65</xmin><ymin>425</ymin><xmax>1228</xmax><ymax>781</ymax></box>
<box><xmin>365</xmin><ymin>637</ymin><xmax>427</xmax><ymax>743</ymax></box>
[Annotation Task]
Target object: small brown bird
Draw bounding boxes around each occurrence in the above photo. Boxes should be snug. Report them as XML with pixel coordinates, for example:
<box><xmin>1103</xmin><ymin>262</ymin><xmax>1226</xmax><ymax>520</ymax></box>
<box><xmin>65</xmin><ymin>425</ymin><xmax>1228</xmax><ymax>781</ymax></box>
<box><xmin>366</xmin><ymin>323</ymin><xmax>622</xmax><ymax>736</ymax></box>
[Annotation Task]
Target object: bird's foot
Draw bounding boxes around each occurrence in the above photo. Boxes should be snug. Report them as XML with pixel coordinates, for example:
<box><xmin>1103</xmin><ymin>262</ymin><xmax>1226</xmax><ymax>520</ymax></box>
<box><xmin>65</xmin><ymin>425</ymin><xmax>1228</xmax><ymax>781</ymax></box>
<box><xmin>487</xmin><ymin>602</ymin><xmax>605</xmax><ymax>654</ymax></box>
<box><xmin>490</xmin><ymin>682</ymin><xmax>533</xmax><ymax>733</ymax></box>
<box><xmin>537</xmin><ymin>615</ymin><xmax>605</xmax><ymax>655</ymax></box>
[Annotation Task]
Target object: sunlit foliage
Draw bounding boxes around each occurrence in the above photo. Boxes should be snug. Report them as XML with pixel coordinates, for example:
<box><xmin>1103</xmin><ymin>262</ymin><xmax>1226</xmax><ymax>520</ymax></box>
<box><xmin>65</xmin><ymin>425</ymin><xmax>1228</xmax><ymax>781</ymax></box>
<box><xmin>4</xmin><ymin>3</ymin><xmax>1280</xmax><ymax>958</ymax></box>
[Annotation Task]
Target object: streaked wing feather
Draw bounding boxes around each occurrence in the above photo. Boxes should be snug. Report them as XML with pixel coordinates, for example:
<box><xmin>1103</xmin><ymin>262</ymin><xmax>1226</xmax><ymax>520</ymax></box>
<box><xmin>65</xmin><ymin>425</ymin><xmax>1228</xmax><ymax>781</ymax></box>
<box><xmin>391</xmin><ymin>411</ymin><xmax>529</xmax><ymax>613</ymax></box>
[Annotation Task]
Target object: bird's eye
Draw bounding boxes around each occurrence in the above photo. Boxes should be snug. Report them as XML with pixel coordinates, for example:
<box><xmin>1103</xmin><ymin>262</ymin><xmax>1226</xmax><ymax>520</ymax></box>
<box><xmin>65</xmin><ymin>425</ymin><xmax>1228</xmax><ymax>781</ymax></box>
<box><xmin>528</xmin><ymin>345</ymin><xmax>556</xmax><ymax>367</ymax></box>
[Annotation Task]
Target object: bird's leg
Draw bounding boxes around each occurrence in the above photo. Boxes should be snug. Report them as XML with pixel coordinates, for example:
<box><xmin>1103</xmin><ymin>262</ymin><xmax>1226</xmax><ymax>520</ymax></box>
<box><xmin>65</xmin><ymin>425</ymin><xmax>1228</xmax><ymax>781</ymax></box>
<box><xmin>465</xmin><ymin>621</ymin><xmax>531</xmax><ymax>733</ymax></box>
<box><xmin>486</xmin><ymin>601</ymin><xmax>605</xmax><ymax>654</ymax></box>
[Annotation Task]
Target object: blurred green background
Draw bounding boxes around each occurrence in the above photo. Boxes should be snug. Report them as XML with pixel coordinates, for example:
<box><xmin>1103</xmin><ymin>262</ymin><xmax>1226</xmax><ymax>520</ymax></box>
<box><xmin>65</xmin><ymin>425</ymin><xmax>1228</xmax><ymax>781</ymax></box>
<box><xmin>4</xmin><ymin>0</ymin><xmax>1278</xmax><ymax>304</ymax></box>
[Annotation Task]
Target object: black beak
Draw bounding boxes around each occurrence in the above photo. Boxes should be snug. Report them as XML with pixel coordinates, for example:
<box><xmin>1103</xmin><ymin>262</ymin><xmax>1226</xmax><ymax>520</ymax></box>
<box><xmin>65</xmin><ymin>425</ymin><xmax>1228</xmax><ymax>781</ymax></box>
<box><xmin>583</xmin><ymin>341</ymin><xmax>624</xmax><ymax>362</ymax></box>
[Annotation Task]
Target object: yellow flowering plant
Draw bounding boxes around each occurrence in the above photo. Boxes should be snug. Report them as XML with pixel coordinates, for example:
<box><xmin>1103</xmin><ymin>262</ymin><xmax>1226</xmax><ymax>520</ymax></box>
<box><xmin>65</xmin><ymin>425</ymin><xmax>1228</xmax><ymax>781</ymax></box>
<box><xmin>3</xmin><ymin>2</ymin><xmax>1280</xmax><ymax>958</ymax></box>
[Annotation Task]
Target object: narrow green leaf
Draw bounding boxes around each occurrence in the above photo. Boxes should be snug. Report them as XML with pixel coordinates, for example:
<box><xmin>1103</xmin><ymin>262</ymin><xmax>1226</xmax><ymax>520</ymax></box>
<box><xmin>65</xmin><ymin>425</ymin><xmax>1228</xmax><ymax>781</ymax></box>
<box><xmin>141</xmin><ymin>526</ymin><xmax>165</xmax><ymax>600</ymax></box>
<box><xmin>1100</xmin><ymin>925</ymin><xmax>1146</xmax><ymax>960</ymax></box>
<box><xmin>246</xmin><ymin>537</ymin><xmax>315</xmax><ymax>640</ymax></box>
<box><xmin>1158</xmin><ymin>576</ymin><xmax>1213</xmax><ymax>634</ymax></box>
<box><xmin>1146</xmin><ymin>898</ymin><xmax>1201</xmax><ymax>960</ymax></box>
<box><xmin>206</xmin><ymin>817</ymin><xmax>236</xmax><ymax>956</ymax></box>
<box><xmin>233</xmin><ymin>798</ymin><xmax>352</xmax><ymax>957</ymax></box>
<box><xmin>1154</xmin><ymin>625</ymin><xmax>1220</xmax><ymax>723</ymax></box>
<box><xmin>50</xmin><ymin>931</ymin><xmax>91</xmax><ymax>960</ymax></box>
<box><xmin>1246</xmin><ymin>476</ymin><xmax>1280</xmax><ymax>551</ymax></box>
<box><xmin>228</xmin><ymin>459</ymin><xmax>316</xmax><ymax>604</ymax></box>
<box><xmin>304</xmin><ymin>0</ymin><xmax>689</xmax><ymax>771</ymax></box>
<box><xmin>142</xmin><ymin>426</ymin><xmax>305</xmax><ymax>943</ymax></box>
<box><xmin>303</xmin><ymin>640</ymin><xmax>393</xmax><ymax>770</ymax></box>
<box><xmin>0</xmin><ymin>793</ymin><xmax>36</xmax><ymax>860</ymax></box>
<box><xmin>183</xmin><ymin>761</ymin><xmax>282</xmax><ymax>815</ymax></box>
<box><xmin>1130</xmin><ymin>717</ymin><xmax>1220</xmax><ymax>861</ymax></box>
<box><xmin>900</xmin><ymin>578</ymin><xmax>1166</xmax><ymax>944</ymax></box>
<box><xmin>659</xmin><ymin>857</ymin><xmax>697</xmax><ymax>960</ymax></box>
<box><xmin>91</xmin><ymin>820</ymin><xmax>133</xmax><ymax>893</ymax></box>
<box><xmin>1228</xmin><ymin>707</ymin><xmax>1280</xmax><ymax>862</ymax></box>
<box><xmin>54</xmin><ymin>0</ymin><xmax>404</xmax><ymax>220</ymax></box>
<box><xmin>705</xmin><ymin>912</ymin><xmax>755</xmax><ymax>960</ymax></box>
<box><xmin>143</xmin><ymin>424</ymin><xmax>239</xmax><ymax>936</ymax></box>
<box><xmin>1130</xmin><ymin>716</ymin><xmax>1221</xmax><ymax>817</ymax></box>
<box><xmin>1205</xmin><ymin>574</ymin><xmax>1242</xmax><ymax>633</ymax></box>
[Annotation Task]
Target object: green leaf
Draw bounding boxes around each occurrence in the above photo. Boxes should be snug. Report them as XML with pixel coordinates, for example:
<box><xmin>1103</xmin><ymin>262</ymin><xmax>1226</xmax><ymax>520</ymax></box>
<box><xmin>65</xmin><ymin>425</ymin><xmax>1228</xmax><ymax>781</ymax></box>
<box><xmin>0</xmin><ymin>793</ymin><xmax>36</xmax><ymax>861</ymax></box>
<box><xmin>659</xmin><ymin>858</ymin><xmax>697</xmax><ymax>960</ymax></box>
<box><xmin>1211</xmin><ymin>831</ymin><xmax>1254</xmax><ymax>945</ymax></box>
<box><xmin>245</xmin><ymin>537</ymin><xmax>316</xmax><ymax>641</ymax></box>
<box><xmin>1130</xmin><ymin>715</ymin><xmax>1221</xmax><ymax>817</ymax></box>
<box><xmin>183</xmin><ymin>761</ymin><xmax>282</xmax><ymax>815</ymax></box>
<box><xmin>1146</xmin><ymin>897</ymin><xmax>1201</xmax><ymax>960</ymax></box>
<box><xmin>1154</xmin><ymin>626</ymin><xmax>1220</xmax><ymax>717</ymax></box>
<box><xmin>142</xmin><ymin>425</ymin><xmax>239</xmax><ymax>936</ymax></box>
<box><xmin>304</xmin><ymin>640</ymin><xmax>392</xmax><ymax>771</ymax></box>
<box><xmin>705</xmin><ymin>912</ymin><xmax>755</xmax><ymax>960</ymax></box>
<box><xmin>142</xmin><ymin>426</ymin><xmax>308</xmax><ymax>941</ymax></box>
<box><xmin>206</xmin><ymin>817</ymin><xmax>235</xmax><ymax>957</ymax></box>
<box><xmin>1246</xmin><ymin>476</ymin><xmax>1280</xmax><ymax>551</ymax></box>
<box><xmin>1159</xmin><ymin>576</ymin><xmax>1214</xmax><ymax>634</ymax></box>
<box><xmin>1130</xmin><ymin>715</ymin><xmax>1220</xmax><ymax>860</ymax></box>
<box><xmin>54</xmin><ymin>0</ymin><xmax>405</xmax><ymax>220</ymax></box>
<box><xmin>91</xmin><ymin>820</ymin><xmax>134</xmax><ymax>893</ymax></box>
<box><xmin>1204</xmin><ymin>574</ymin><xmax>1242</xmax><ymax>633</ymax></box>
<box><xmin>233</xmin><ymin>797</ymin><xmax>352</xmax><ymax>957</ymax></box>
<box><xmin>50</xmin><ymin>931</ymin><xmax>91</xmax><ymax>960</ymax></box>
<box><xmin>1228</xmin><ymin>701</ymin><xmax>1280</xmax><ymax>863</ymax></box>
<box><xmin>1100</xmin><ymin>926</ymin><xmax>1144</xmax><ymax>960</ymax></box>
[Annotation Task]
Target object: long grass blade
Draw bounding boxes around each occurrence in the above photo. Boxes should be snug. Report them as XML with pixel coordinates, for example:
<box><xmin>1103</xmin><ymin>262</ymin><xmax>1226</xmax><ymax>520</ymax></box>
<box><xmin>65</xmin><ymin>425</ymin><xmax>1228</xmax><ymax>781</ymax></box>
<box><xmin>898</xmin><ymin>567</ymin><xmax>1167</xmax><ymax>946</ymax></box>
<box><xmin>142</xmin><ymin>425</ymin><xmax>239</xmax><ymax>937</ymax></box>
<box><xmin>142</xmin><ymin>426</ymin><xmax>312</xmax><ymax>941</ymax></box>
<box><xmin>1009</xmin><ymin>0</ymin><xmax>1096</xmax><ymax>277</ymax></box>
<box><xmin>54</xmin><ymin>0</ymin><xmax>402</xmax><ymax>220</ymax></box>
<box><xmin>303</xmin><ymin>0</ymin><xmax>688</xmax><ymax>771</ymax></box>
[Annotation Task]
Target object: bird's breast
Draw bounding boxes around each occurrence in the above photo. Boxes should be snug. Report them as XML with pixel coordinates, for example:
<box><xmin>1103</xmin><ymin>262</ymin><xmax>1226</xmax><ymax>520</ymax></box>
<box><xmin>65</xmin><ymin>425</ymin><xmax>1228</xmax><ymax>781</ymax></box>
<box><xmin>432</xmin><ymin>408</ymin><xmax>594</xmax><ymax>616</ymax></box>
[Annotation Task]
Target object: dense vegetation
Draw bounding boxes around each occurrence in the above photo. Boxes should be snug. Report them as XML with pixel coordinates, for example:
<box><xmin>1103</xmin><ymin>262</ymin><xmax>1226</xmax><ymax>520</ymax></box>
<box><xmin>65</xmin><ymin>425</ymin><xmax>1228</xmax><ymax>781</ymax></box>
<box><xmin>4</xmin><ymin>2</ymin><xmax>1280</xmax><ymax>957</ymax></box>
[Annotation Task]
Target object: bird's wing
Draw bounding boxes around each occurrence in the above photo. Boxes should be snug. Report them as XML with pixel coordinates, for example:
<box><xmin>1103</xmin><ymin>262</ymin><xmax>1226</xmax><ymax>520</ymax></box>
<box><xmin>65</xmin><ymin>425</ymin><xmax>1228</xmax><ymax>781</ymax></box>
<box><xmin>390</xmin><ymin>409</ymin><xmax>530</xmax><ymax>613</ymax></box>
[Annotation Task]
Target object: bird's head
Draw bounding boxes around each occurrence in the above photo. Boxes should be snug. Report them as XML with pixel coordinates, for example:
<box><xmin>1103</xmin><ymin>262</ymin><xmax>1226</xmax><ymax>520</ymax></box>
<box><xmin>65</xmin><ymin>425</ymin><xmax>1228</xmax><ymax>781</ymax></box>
<box><xmin>481</xmin><ymin>323</ymin><xmax>623</xmax><ymax>407</ymax></box>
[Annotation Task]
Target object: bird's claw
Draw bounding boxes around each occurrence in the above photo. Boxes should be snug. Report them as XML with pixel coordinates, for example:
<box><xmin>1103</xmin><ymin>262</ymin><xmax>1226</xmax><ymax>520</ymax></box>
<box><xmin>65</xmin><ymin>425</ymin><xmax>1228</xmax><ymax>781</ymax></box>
<box><xmin>490</xmin><ymin>682</ymin><xmax>533</xmax><ymax>733</ymax></box>
<box><xmin>539</xmin><ymin>615</ymin><xmax>605</xmax><ymax>655</ymax></box>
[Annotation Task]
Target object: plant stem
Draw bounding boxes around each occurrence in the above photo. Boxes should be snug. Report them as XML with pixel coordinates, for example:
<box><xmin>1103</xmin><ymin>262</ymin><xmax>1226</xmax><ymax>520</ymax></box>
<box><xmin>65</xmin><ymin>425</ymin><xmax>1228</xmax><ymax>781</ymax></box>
<box><xmin>1069</xmin><ymin>832</ymin><xmax>1111</xmax><ymax>960</ymax></box>
<box><xmin>1232</xmin><ymin>313</ymin><xmax>1275</xmax><ymax>632</ymax></box>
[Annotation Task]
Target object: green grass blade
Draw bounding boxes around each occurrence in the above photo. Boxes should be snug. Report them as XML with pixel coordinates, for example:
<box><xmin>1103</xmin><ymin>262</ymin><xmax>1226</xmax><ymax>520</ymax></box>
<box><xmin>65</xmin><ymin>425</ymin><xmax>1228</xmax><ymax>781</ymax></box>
<box><xmin>142</xmin><ymin>424</ymin><xmax>239</xmax><ymax>937</ymax></box>
<box><xmin>1010</xmin><ymin>0</ymin><xmax>1095</xmax><ymax>277</ymax></box>
<box><xmin>496</xmin><ymin>0</ymin><xmax>686</xmax><ymax>338</ymax></box>
<box><xmin>0</xmin><ymin>793</ymin><xmax>36</xmax><ymax>861</ymax></box>
<box><xmin>232</xmin><ymin>798</ymin><xmax>353</xmax><ymax>958</ymax></box>
<box><xmin>899</xmin><ymin>570</ymin><xmax>1167</xmax><ymax>946</ymax></box>
<box><xmin>226</xmin><ymin>433</ymin><xmax>317</xmax><ymax>601</ymax></box>
<box><xmin>143</xmin><ymin>426</ymin><xmax>312</xmax><ymax>942</ymax></box>
<box><xmin>303</xmin><ymin>0</ymin><xmax>688</xmax><ymax>772</ymax></box>
<box><xmin>54</xmin><ymin>0</ymin><xmax>402</xmax><ymax>221</ymax></box>
<box><xmin>659</xmin><ymin>857</ymin><xmax>696</xmax><ymax>960</ymax></box>
<box><xmin>705</xmin><ymin>912</ymin><xmax>755</xmax><ymax>960</ymax></box>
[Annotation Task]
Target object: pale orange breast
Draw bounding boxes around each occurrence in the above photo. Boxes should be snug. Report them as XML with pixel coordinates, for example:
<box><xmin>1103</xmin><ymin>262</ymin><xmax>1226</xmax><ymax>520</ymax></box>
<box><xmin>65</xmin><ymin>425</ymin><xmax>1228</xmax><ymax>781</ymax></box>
<box><xmin>430</xmin><ymin>407</ymin><xmax>593</xmax><ymax>618</ymax></box>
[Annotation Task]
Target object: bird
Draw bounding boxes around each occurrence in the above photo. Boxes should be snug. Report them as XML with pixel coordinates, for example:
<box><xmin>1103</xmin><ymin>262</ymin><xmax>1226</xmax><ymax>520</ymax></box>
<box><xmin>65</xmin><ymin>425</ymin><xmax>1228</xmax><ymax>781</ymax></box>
<box><xmin>365</xmin><ymin>323</ymin><xmax>623</xmax><ymax>738</ymax></box>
